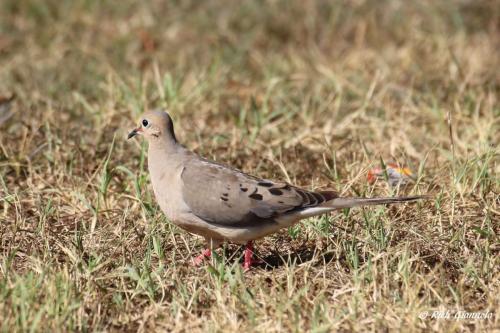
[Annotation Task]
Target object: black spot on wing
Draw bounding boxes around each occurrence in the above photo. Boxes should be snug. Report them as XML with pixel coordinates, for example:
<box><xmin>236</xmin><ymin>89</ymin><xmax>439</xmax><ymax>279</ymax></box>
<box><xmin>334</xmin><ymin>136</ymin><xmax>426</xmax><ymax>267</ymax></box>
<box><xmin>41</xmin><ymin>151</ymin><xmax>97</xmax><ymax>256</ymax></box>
<box><xmin>258</xmin><ymin>181</ymin><xmax>274</xmax><ymax>187</ymax></box>
<box><xmin>249</xmin><ymin>193</ymin><xmax>263</xmax><ymax>200</ymax></box>
<box><xmin>269</xmin><ymin>188</ymin><xmax>283</xmax><ymax>195</ymax></box>
<box><xmin>240</xmin><ymin>188</ymin><xmax>248</xmax><ymax>192</ymax></box>
<box><xmin>220</xmin><ymin>196</ymin><xmax>228</xmax><ymax>201</ymax></box>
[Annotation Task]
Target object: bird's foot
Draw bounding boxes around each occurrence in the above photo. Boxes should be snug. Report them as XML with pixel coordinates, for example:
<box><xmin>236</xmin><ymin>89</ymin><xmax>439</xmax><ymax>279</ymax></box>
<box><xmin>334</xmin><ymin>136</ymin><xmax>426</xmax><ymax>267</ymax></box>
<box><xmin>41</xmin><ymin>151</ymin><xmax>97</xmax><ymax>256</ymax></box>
<box><xmin>243</xmin><ymin>258</ymin><xmax>263</xmax><ymax>271</ymax></box>
<box><xmin>193</xmin><ymin>248</ymin><xmax>211</xmax><ymax>266</ymax></box>
<box><xmin>243</xmin><ymin>241</ymin><xmax>262</xmax><ymax>271</ymax></box>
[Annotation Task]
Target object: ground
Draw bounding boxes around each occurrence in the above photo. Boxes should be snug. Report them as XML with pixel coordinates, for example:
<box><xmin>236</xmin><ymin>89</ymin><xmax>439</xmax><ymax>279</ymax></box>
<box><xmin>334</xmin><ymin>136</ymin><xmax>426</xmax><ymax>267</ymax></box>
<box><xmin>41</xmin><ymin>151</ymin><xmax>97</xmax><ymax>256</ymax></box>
<box><xmin>0</xmin><ymin>0</ymin><xmax>498</xmax><ymax>332</ymax></box>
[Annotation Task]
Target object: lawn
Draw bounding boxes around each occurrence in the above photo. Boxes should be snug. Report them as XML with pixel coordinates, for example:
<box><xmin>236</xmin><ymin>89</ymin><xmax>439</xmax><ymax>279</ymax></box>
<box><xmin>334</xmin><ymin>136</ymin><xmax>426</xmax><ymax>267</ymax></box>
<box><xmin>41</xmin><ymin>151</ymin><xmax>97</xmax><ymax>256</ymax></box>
<box><xmin>0</xmin><ymin>0</ymin><xmax>498</xmax><ymax>332</ymax></box>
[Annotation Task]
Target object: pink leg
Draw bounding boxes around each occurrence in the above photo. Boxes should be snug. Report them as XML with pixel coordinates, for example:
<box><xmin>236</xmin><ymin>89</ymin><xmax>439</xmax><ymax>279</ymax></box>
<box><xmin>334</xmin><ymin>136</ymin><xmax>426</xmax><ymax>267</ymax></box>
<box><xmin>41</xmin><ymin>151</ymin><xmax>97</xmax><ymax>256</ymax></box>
<box><xmin>193</xmin><ymin>248</ymin><xmax>211</xmax><ymax>266</ymax></box>
<box><xmin>243</xmin><ymin>241</ymin><xmax>258</xmax><ymax>270</ymax></box>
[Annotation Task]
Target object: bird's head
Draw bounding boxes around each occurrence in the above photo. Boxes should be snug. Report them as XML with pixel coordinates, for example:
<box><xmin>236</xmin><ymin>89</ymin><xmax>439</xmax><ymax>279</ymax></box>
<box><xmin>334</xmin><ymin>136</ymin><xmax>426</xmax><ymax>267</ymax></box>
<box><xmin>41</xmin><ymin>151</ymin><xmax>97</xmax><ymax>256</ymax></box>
<box><xmin>128</xmin><ymin>109</ymin><xmax>176</xmax><ymax>143</ymax></box>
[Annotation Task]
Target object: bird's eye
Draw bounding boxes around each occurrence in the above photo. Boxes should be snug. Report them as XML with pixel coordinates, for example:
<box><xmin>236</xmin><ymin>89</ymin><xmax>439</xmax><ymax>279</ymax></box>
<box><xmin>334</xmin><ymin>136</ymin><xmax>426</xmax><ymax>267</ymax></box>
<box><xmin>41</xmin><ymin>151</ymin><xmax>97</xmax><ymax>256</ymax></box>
<box><xmin>142</xmin><ymin>119</ymin><xmax>149</xmax><ymax>127</ymax></box>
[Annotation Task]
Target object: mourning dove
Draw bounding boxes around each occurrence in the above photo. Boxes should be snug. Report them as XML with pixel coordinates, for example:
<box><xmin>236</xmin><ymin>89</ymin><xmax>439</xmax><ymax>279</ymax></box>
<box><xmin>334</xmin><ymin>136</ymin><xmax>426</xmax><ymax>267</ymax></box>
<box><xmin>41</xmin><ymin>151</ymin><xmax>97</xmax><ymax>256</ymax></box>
<box><xmin>128</xmin><ymin>109</ymin><xmax>427</xmax><ymax>269</ymax></box>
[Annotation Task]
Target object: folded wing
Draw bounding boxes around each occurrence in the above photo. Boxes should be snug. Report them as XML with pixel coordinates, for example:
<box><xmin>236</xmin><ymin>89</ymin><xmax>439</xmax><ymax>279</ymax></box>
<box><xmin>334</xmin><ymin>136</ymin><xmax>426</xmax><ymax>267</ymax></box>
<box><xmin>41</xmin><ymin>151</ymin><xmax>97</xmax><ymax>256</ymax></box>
<box><xmin>180</xmin><ymin>158</ymin><xmax>337</xmax><ymax>227</ymax></box>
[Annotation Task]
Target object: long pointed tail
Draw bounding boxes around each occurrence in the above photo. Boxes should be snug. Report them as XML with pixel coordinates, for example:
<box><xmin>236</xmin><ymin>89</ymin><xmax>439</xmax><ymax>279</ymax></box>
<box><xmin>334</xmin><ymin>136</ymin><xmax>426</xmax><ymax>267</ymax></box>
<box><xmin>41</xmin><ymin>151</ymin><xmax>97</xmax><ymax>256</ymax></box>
<box><xmin>276</xmin><ymin>194</ymin><xmax>429</xmax><ymax>225</ymax></box>
<box><xmin>325</xmin><ymin>195</ymin><xmax>429</xmax><ymax>209</ymax></box>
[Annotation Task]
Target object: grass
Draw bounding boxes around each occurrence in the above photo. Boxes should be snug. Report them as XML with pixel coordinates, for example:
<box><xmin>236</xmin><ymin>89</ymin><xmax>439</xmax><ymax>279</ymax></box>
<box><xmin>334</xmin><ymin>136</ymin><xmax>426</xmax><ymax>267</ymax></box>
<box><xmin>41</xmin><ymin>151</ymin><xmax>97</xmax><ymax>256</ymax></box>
<box><xmin>0</xmin><ymin>0</ymin><xmax>498</xmax><ymax>331</ymax></box>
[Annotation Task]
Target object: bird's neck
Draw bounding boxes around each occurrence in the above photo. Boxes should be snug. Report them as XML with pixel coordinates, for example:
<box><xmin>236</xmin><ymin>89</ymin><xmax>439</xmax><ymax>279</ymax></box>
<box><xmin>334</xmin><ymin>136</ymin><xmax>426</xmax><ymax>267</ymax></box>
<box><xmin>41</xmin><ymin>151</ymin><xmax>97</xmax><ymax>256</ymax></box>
<box><xmin>147</xmin><ymin>138</ymin><xmax>188</xmax><ymax>201</ymax></box>
<box><xmin>148</xmin><ymin>136</ymin><xmax>180</xmax><ymax>155</ymax></box>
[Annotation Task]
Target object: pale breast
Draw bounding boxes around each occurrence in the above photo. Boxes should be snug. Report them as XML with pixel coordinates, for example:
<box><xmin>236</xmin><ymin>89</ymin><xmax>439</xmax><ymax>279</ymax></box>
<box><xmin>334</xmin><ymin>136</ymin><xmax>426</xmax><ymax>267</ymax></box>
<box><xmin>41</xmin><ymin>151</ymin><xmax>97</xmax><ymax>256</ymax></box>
<box><xmin>148</xmin><ymin>153</ymin><xmax>189</xmax><ymax>218</ymax></box>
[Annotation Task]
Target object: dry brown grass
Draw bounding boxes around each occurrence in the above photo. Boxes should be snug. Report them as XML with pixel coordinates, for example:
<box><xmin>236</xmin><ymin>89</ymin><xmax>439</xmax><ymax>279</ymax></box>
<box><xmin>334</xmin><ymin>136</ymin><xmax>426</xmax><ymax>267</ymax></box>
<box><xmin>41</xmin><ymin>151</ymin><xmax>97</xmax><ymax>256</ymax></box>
<box><xmin>0</xmin><ymin>0</ymin><xmax>499</xmax><ymax>332</ymax></box>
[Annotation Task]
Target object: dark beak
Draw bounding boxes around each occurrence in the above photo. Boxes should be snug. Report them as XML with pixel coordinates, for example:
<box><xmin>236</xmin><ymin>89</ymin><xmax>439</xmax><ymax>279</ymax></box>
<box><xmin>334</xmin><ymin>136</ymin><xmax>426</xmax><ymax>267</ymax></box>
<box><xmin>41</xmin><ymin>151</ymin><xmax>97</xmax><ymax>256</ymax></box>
<box><xmin>127</xmin><ymin>127</ymin><xmax>141</xmax><ymax>139</ymax></box>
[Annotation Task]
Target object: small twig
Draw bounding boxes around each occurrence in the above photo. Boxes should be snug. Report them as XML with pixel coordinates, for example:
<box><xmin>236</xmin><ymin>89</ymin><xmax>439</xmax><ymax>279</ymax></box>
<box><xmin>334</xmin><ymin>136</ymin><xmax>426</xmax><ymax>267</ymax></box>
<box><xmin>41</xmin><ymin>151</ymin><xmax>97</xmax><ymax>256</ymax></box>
<box><xmin>447</xmin><ymin>107</ymin><xmax>456</xmax><ymax>179</ymax></box>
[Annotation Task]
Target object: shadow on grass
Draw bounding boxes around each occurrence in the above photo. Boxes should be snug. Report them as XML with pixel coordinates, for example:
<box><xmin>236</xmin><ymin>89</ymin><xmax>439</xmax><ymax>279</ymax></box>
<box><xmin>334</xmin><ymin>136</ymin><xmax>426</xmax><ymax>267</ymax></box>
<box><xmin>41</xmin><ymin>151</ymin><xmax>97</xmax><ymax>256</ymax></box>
<box><xmin>218</xmin><ymin>243</ymin><xmax>339</xmax><ymax>270</ymax></box>
<box><xmin>255</xmin><ymin>248</ymin><xmax>337</xmax><ymax>270</ymax></box>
